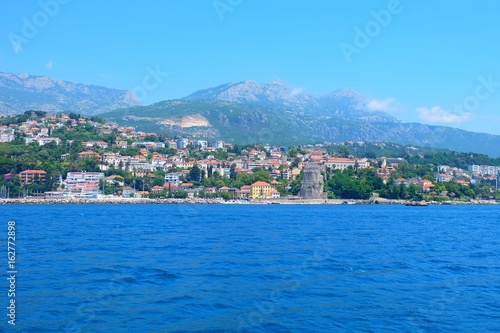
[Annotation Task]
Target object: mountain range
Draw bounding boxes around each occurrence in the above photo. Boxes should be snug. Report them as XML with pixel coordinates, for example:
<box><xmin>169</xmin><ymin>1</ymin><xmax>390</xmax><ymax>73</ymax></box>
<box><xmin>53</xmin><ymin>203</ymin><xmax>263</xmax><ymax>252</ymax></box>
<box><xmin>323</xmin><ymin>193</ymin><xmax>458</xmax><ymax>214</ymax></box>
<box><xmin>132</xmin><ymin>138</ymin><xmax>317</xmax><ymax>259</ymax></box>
<box><xmin>1</xmin><ymin>72</ymin><xmax>499</xmax><ymax>157</ymax></box>
<box><xmin>0</xmin><ymin>71</ymin><xmax>140</xmax><ymax>115</ymax></box>
<box><xmin>183</xmin><ymin>80</ymin><xmax>397</xmax><ymax>123</ymax></box>
<box><xmin>103</xmin><ymin>80</ymin><xmax>500</xmax><ymax>157</ymax></box>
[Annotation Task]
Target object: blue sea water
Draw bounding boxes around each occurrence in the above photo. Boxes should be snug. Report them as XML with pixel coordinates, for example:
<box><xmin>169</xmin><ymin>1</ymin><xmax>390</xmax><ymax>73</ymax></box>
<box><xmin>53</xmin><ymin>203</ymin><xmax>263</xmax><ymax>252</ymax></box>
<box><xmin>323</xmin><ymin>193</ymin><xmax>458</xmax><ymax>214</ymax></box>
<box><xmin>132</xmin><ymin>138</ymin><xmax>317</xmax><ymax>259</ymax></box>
<box><xmin>1</xmin><ymin>204</ymin><xmax>499</xmax><ymax>332</ymax></box>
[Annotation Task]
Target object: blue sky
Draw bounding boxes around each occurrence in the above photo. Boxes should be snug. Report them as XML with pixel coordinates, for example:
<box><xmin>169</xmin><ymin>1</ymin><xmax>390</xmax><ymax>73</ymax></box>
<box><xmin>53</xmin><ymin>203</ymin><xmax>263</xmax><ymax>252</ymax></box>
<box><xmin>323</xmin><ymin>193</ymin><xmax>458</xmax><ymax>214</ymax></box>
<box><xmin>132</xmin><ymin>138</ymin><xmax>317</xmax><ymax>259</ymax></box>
<box><xmin>1</xmin><ymin>0</ymin><xmax>500</xmax><ymax>135</ymax></box>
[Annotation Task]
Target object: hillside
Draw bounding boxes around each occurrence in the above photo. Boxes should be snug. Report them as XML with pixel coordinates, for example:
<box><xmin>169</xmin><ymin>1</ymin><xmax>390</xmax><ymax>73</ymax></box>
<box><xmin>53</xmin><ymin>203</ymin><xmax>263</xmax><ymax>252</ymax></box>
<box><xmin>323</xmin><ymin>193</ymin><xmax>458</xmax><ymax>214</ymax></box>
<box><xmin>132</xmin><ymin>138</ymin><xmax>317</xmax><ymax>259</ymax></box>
<box><xmin>102</xmin><ymin>99</ymin><xmax>500</xmax><ymax>157</ymax></box>
<box><xmin>183</xmin><ymin>80</ymin><xmax>397</xmax><ymax>123</ymax></box>
<box><xmin>0</xmin><ymin>71</ymin><xmax>141</xmax><ymax>116</ymax></box>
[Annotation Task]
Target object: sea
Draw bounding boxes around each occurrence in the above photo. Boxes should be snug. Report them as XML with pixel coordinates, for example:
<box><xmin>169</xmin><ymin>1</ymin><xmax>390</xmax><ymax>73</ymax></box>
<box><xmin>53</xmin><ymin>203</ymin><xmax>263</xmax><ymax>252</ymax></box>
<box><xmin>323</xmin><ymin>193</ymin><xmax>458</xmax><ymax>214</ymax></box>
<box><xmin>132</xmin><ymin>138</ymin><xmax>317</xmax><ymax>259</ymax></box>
<box><xmin>1</xmin><ymin>204</ymin><xmax>499</xmax><ymax>332</ymax></box>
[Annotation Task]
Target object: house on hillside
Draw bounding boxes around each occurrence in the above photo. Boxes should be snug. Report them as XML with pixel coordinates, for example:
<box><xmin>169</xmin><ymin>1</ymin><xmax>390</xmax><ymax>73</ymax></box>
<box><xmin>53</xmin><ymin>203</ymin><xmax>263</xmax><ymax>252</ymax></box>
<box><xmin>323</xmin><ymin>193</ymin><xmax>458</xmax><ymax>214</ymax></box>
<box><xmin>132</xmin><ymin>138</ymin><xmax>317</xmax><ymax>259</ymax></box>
<box><xmin>251</xmin><ymin>181</ymin><xmax>272</xmax><ymax>199</ymax></box>
<box><xmin>20</xmin><ymin>170</ymin><xmax>47</xmax><ymax>184</ymax></box>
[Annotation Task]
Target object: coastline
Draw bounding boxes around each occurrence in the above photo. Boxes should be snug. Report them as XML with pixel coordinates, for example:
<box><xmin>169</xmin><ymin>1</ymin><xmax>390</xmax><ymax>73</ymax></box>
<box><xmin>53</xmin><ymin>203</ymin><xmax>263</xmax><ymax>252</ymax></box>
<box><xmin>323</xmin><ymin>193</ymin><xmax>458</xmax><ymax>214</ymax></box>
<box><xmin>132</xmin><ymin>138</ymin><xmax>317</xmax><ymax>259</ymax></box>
<box><xmin>1</xmin><ymin>197</ymin><xmax>499</xmax><ymax>205</ymax></box>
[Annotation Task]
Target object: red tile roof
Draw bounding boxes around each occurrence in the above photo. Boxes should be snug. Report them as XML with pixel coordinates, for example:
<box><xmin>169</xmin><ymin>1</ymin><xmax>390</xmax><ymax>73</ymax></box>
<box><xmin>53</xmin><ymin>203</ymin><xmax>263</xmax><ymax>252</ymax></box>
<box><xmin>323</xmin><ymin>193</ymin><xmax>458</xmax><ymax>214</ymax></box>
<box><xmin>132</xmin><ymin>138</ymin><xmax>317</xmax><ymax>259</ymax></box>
<box><xmin>20</xmin><ymin>170</ymin><xmax>47</xmax><ymax>174</ymax></box>
<box><xmin>251</xmin><ymin>181</ymin><xmax>271</xmax><ymax>187</ymax></box>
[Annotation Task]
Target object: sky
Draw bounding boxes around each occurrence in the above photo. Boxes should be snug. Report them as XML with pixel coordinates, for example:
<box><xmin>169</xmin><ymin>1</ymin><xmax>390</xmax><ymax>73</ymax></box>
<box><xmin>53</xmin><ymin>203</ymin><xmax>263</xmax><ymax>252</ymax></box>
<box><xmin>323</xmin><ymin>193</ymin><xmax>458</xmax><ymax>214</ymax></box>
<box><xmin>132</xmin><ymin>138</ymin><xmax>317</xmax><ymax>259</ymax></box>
<box><xmin>1</xmin><ymin>0</ymin><xmax>500</xmax><ymax>135</ymax></box>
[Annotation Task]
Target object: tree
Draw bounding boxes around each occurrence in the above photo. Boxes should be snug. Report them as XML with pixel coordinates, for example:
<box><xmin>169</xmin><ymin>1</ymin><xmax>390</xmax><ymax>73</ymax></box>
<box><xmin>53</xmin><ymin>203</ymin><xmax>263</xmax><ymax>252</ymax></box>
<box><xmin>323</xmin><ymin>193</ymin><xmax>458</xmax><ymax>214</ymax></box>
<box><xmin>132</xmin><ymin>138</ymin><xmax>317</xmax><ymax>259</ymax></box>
<box><xmin>189</xmin><ymin>164</ymin><xmax>201</xmax><ymax>182</ymax></box>
<box><xmin>338</xmin><ymin>146</ymin><xmax>350</xmax><ymax>158</ymax></box>
<box><xmin>230</xmin><ymin>163</ymin><xmax>237</xmax><ymax>180</ymax></box>
<box><xmin>220</xmin><ymin>192</ymin><xmax>232</xmax><ymax>201</ymax></box>
<box><xmin>236</xmin><ymin>173</ymin><xmax>252</xmax><ymax>185</ymax></box>
<box><xmin>79</xmin><ymin>157</ymin><xmax>100</xmax><ymax>172</ymax></box>
<box><xmin>174</xmin><ymin>190</ymin><xmax>188</xmax><ymax>199</ymax></box>
<box><xmin>290</xmin><ymin>171</ymin><xmax>303</xmax><ymax>195</ymax></box>
<box><xmin>252</xmin><ymin>169</ymin><xmax>271</xmax><ymax>183</ymax></box>
<box><xmin>0</xmin><ymin>157</ymin><xmax>15</xmax><ymax>174</ymax></box>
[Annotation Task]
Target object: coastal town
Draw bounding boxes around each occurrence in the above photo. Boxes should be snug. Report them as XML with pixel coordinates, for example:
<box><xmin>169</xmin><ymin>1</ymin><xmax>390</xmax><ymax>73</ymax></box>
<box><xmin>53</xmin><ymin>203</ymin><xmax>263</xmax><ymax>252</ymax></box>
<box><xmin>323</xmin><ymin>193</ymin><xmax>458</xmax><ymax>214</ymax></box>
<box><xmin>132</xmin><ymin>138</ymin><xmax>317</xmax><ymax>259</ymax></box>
<box><xmin>1</xmin><ymin>111</ymin><xmax>499</xmax><ymax>204</ymax></box>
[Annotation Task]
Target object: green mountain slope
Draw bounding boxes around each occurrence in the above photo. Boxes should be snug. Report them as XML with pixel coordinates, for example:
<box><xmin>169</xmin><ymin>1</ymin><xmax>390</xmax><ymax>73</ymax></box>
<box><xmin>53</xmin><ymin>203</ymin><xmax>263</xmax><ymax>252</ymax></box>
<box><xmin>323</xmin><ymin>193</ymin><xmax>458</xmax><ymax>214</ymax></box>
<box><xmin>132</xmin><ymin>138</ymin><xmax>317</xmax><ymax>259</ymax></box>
<box><xmin>101</xmin><ymin>100</ymin><xmax>500</xmax><ymax>157</ymax></box>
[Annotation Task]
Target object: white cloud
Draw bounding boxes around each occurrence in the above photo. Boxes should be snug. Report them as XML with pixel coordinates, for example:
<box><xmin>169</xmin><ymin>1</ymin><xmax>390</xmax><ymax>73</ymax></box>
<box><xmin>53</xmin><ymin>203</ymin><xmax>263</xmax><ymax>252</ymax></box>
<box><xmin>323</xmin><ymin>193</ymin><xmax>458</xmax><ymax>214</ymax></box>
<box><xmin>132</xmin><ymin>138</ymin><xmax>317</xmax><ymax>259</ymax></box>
<box><xmin>45</xmin><ymin>60</ymin><xmax>53</xmax><ymax>71</ymax></box>
<box><xmin>366</xmin><ymin>98</ymin><xmax>399</xmax><ymax>113</ymax></box>
<box><xmin>417</xmin><ymin>106</ymin><xmax>473</xmax><ymax>123</ymax></box>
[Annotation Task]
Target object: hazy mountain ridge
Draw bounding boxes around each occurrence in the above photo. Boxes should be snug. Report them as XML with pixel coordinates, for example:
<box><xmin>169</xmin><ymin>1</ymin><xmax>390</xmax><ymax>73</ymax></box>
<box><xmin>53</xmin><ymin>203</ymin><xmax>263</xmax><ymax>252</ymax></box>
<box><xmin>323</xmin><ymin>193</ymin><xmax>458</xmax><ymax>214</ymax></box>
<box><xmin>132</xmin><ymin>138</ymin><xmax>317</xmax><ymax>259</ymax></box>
<box><xmin>0</xmin><ymin>72</ymin><xmax>141</xmax><ymax>115</ymax></box>
<box><xmin>2</xmin><ymin>72</ymin><xmax>499</xmax><ymax>156</ymax></box>
<box><xmin>103</xmin><ymin>99</ymin><xmax>500</xmax><ymax>157</ymax></box>
<box><xmin>183</xmin><ymin>80</ymin><xmax>397</xmax><ymax>123</ymax></box>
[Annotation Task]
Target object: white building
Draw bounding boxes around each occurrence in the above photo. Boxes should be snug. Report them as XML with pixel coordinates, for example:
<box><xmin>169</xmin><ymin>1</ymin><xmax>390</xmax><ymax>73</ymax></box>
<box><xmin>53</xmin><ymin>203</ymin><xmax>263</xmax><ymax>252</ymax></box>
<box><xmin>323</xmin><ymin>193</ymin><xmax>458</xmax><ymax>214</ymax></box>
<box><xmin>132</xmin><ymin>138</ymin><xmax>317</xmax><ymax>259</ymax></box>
<box><xmin>195</xmin><ymin>140</ymin><xmax>208</xmax><ymax>151</ymax></box>
<box><xmin>0</xmin><ymin>133</ymin><xmax>14</xmax><ymax>143</ymax></box>
<box><xmin>65</xmin><ymin>172</ymin><xmax>105</xmax><ymax>197</ymax></box>
<box><xmin>165</xmin><ymin>173</ymin><xmax>181</xmax><ymax>186</ymax></box>
<box><xmin>325</xmin><ymin>158</ymin><xmax>369</xmax><ymax>170</ymax></box>
<box><xmin>34</xmin><ymin>137</ymin><xmax>61</xmax><ymax>146</ymax></box>
<box><xmin>177</xmin><ymin>138</ymin><xmax>189</xmax><ymax>149</ymax></box>
<box><xmin>468</xmin><ymin>164</ymin><xmax>500</xmax><ymax>175</ymax></box>
<box><xmin>212</xmin><ymin>140</ymin><xmax>225</xmax><ymax>149</ymax></box>
<box><xmin>131</xmin><ymin>141</ymin><xmax>166</xmax><ymax>149</ymax></box>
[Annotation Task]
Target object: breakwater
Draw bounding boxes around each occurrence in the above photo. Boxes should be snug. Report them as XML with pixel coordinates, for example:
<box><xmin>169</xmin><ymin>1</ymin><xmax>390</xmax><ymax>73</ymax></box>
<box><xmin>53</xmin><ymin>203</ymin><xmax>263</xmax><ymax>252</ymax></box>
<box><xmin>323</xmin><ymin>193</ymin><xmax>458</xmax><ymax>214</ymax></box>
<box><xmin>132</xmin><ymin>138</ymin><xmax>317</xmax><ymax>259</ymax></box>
<box><xmin>0</xmin><ymin>197</ymin><xmax>498</xmax><ymax>205</ymax></box>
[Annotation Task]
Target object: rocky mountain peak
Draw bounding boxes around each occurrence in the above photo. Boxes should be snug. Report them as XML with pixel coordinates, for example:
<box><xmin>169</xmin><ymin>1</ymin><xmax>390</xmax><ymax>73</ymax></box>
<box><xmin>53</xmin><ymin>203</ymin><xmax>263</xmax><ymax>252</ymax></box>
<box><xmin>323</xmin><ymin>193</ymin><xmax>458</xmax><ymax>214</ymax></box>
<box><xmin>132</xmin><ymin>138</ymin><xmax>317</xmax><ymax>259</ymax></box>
<box><xmin>0</xmin><ymin>71</ymin><xmax>141</xmax><ymax>116</ymax></box>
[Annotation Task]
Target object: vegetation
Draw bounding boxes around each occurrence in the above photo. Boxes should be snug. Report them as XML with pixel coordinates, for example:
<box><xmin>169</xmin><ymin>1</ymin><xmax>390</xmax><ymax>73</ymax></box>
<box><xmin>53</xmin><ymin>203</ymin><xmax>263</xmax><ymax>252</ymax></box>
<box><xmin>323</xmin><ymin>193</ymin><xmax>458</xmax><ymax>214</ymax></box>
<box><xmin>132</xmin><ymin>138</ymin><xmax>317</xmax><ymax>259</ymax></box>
<box><xmin>1</xmin><ymin>112</ymin><xmax>499</xmax><ymax>201</ymax></box>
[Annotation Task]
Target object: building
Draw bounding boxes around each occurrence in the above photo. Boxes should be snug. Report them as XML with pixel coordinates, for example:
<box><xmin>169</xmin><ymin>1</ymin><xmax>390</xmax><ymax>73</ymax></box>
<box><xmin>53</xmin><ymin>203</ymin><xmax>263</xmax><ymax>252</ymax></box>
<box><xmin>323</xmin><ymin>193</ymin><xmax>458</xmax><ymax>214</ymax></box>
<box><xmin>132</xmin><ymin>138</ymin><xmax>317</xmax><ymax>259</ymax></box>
<box><xmin>251</xmin><ymin>181</ymin><xmax>272</xmax><ymax>199</ymax></box>
<box><xmin>179</xmin><ymin>182</ymin><xmax>193</xmax><ymax>190</ymax></box>
<box><xmin>105</xmin><ymin>175</ymin><xmax>124</xmax><ymax>187</ymax></box>
<box><xmin>131</xmin><ymin>141</ymin><xmax>166</xmax><ymax>149</ymax></box>
<box><xmin>165</xmin><ymin>173</ymin><xmax>181</xmax><ymax>186</ymax></box>
<box><xmin>395</xmin><ymin>178</ymin><xmax>409</xmax><ymax>186</ymax></box>
<box><xmin>20</xmin><ymin>170</ymin><xmax>47</xmax><ymax>184</ymax></box>
<box><xmin>79</xmin><ymin>151</ymin><xmax>102</xmax><ymax>159</ymax></box>
<box><xmin>435</xmin><ymin>174</ymin><xmax>453</xmax><ymax>182</ymax></box>
<box><xmin>270</xmin><ymin>190</ymin><xmax>281</xmax><ymax>199</ymax></box>
<box><xmin>194</xmin><ymin>140</ymin><xmax>208</xmax><ymax>151</ymax></box>
<box><xmin>65</xmin><ymin>172</ymin><xmax>105</xmax><ymax>196</ymax></box>
<box><xmin>151</xmin><ymin>185</ymin><xmax>163</xmax><ymax>192</ymax></box>
<box><xmin>34</xmin><ymin>137</ymin><xmax>61</xmax><ymax>146</ymax></box>
<box><xmin>468</xmin><ymin>164</ymin><xmax>500</xmax><ymax>175</ymax></box>
<box><xmin>212</xmin><ymin>140</ymin><xmax>225</xmax><ymax>149</ymax></box>
<box><xmin>163</xmin><ymin>182</ymin><xmax>179</xmax><ymax>193</ymax></box>
<box><xmin>0</xmin><ymin>132</ymin><xmax>14</xmax><ymax>143</ymax></box>
<box><xmin>177</xmin><ymin>138</ymin><xmax>189</xmax><ymax>149</ymax></box>
<box><xmin>298</xmin><ymin>163</ymin><xmax>327</xmax><ymax>199</ymax></box>
<box><xmin>122</xmin><ymin>187</ymin><xmax>137</xmax><ymax>197</ymax></box>
<box><xmin>236</xmin><ymin>185</ymin><xmax>252</xmax><ymax>199</ymax></box>
<box><xmin>325</xmin><ymin>158</ymin><xmax>369</xmax><ymax>170</ymax></box>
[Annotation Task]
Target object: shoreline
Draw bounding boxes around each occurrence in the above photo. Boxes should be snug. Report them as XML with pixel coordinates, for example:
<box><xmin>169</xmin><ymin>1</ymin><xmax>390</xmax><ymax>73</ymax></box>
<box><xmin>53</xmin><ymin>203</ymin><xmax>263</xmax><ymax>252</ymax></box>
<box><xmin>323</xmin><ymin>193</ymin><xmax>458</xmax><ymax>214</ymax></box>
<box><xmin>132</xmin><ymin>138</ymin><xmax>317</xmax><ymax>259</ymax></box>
<box><xmin>1</xmin><ymin>197</ymin><xmax>499</xmax><ymax>205</ymax></box>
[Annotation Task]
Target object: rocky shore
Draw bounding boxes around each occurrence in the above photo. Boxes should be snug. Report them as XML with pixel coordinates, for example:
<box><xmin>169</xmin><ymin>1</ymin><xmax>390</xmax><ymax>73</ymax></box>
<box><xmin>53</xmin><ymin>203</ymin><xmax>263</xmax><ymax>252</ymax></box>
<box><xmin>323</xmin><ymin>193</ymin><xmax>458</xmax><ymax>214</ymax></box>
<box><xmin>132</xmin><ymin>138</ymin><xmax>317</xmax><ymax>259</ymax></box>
<box><xmin>0</xmin><ymin>197</ymin><xmax>499</xmax><ymax>205</ymax></box>
<box><xmin>0</xmin><ymin>197</ymin><xmax>225</xmax><ymax>205</ymax></box>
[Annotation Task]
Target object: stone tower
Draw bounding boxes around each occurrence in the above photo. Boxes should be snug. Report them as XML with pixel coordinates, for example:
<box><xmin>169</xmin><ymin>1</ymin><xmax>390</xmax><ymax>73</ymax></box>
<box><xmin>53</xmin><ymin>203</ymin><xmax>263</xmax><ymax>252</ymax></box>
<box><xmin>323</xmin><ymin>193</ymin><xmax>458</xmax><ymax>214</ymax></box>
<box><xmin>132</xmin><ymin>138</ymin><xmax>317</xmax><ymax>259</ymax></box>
<box><xmin>298</xmin><ymin>163</ymin><xmax>327</xmax><ymax>199</ymax></box>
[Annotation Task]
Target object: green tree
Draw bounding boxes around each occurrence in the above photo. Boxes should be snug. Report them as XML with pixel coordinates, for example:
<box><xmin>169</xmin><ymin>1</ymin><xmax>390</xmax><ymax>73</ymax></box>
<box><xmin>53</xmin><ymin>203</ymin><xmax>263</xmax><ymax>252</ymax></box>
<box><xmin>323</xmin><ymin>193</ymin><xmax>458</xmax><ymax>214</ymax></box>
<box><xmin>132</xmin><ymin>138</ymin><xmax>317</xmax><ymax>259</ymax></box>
<box><xmin>290</xmin><ymin>172</ymin><xmax>303</xmax><ymax>195</ymax></box>
<box><xmin>230</xmin><ymin>163</ymin><xmax>237</xmax><ymax>180</ymax></box>
<box><xmin>189</xmin><ymin>164</ymin><xmax>201</xmax><ymax>182</ymax></box>
<box><xmin>252</xmin><ymin>169</ymin><xmax>271</xmax><ymax>183</ymax></box>
<box><xmin>174</xmin><ymin>190</ymin><xmax>188</xmax><ymax>199</ymax></box>
<box><xmin>220</xmin><ymin>192</ymin><xmax>232</xmax><ymax>201</ymax></box>
<box><xmin>0</xmin><ymin>157</ymin><xmax>15</xmax><ymax>174</ymax></box>
<box><xmin>338</xmin><ymin>146</ymin><xmax>350</xmax><ymax>158</ymax></box>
